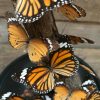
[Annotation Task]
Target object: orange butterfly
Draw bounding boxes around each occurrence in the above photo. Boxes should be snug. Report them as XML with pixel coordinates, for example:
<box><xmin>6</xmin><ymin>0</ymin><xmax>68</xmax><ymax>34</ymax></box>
<box><xmin>67</xmin><ymin>35</ymin><xmax>94</xmax><ymax>45</ymax></box>
<box><xmin>8</xmin><ymin>18</ymin><xmax>49</xmax><ymax>63</ymax></box>
<box><xmin>82</xmin><ymin>79</ymin><xmax>97</xmax><ymax>94</ymax></box>
<box><xmin>54</xmin><ymin>86</ymin><xmax>88</xmax><ymax>100</ymax></box>
<box><xmin>15</xmin><ymin>0</ymin><xmax>71</xmax><ymax>23</ymax></box>
<box><xmin>53</xmin><ymin>84</ymin><xmax>69</xmax><ymax>100</ymax></box>
<box><xmin>87</xmin><ymin>91</ymin><xmax>100</xmax><ymax>100</ymax></box>
<box><xmin>25</xmin><ymin>48</ymin><xmax>79</xmax><ymax>94</ymax></box>
<box><xmin>59</xmin><ymin>3</ymin><xmax>86</xmax><ymax>21</ymax></box>
<box><xmin>57</xmin><ymin>34</ymin><xmax>94</xmax><ymax>45</ymax></box>
<box><xmin>69</xmin><ymin>89</ymin><xmax>87</xmax><ymax>100</ymax></box>
<box><xmin>11</xmin><ymin>40</ymin><xmax>78</xmax><ymax>94</ymax></box>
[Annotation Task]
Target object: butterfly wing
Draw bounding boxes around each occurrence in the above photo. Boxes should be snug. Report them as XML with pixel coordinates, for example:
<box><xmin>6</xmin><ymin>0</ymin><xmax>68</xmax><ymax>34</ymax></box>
<box><xmin>51</xmin><ymin>48</ymin><xmax>79</xmax><ymax>77</ymax></box>
<box><xmin>69</xmin><ymin>89</ymin><xmax>87</xmax><ymax>100</ymax></box>
<box><xmin>80</xmin><ymin>64</ymin><xmax>96</xmax><ymax>77</ymax></box>
<box><xmin>59</xmin><ymin>3</ymin><xmax>86</xmax><ymax>21</ymax></box>
<box><xmin>8</xmin><ymin>21</ymin><xmax>28</xmax><ymax>49</ymax></box>
<box><xmin>16</xmin><ymin>0</ymin><xmax>41</xmax><ymax>17</ymax></box>
<box><xmin>82</xmin><ymin>79</ymin><xmax>97</xmax><ymax>93</ymax></box>
<box><xmin>9</xmin><ymin>96</ymin><xmax>24</xmax><ymax>100</ymax></box>
<box><xmin>15</xmin><ymin>0</ymin><xmax>71</xmax><ymax>23</ymax></box>
<box><xmin>53</xmin><ymin>85</ymin><xmax>69</xmax><ymax>100</ymax></box>
<box><xmin>28</xmin><ymin>39</ymin><xmax>48</xmax><ymax>63</ymax></box>
<box><xmin>68</xmin><ymin>35</ymin><xmax>94</xmax><ymax>44</ymax></box>
<box><xmin>88</xmin><ymin>91</ymin><xmax>100</xmax><ymax>100</ymax></box>
<box><xmin>26</xmin><ymin>67</ymin><xmax>55</xmax><ymax>94</ymax></box>
<box><xmin>57</xmin><ymin>34</ymin><xmax>94</xmax><ymax>45</ymax></box>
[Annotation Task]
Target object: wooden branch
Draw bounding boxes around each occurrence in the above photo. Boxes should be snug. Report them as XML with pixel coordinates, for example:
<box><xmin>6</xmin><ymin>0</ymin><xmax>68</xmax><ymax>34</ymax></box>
<box><xmin>23</xmin><ymin>11</ymin><xmax>59</xmax><ymax>39</ymax></box>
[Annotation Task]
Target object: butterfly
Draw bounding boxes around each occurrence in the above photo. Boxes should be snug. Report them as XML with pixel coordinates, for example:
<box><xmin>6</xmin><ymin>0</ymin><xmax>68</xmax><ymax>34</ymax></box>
<box><xmin>53</xmin><ymin>84</ymin><xmax>69</xmax><ymax>100</ymax></box>
<box><xmin>80</xmin><ymin>64</ymin><xmax>96</xmax><ymax>77</ymax></box>
<box><xmin>7</xmin><ymin>18</ymin><xmax>50</xmax><ymax>63</ymax></box>
<box><xmin>67</xmin><ymin>35</ymin><xmax>94</xmax><ymax>45</ymax></box>
<box><xmin>69</xmin><ymin>89</ymin><xmax>87</xmax><ymax>100</ymax></box>
<box><xmin>59</xmin><ymin>3</ymin><xmax>86</xmax><ymax>21</ymax></box>
<box><xmin>82</xmin><ymin>79</ymin><xmax>97</xmax><ymax>93</ymax></box>
<box><xmin>57</xmin><ymin>34</ymin><xmax>94</xmax><ymax>45</ymax></box>
<box><xmin>87</xmin><ymin>91</ymin><xmax>100</xmax><ymax>100</ymax></box>
<box><xmin>79</xmin><ymin>64</ymin><xmax>100</xmax><ymax>94</ymax></box>
<box><xmin>15</xmin><ymin>0</ymin><xmax>71</xmax><ymax>23</ymax></box>
<box><xmin>12</xmin><ymin>47</ymin><xmax>79</xmax><ymax>94</ymax></box>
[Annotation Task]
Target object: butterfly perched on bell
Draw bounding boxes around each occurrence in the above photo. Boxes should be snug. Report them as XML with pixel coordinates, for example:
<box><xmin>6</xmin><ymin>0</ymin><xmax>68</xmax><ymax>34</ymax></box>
<box><xmin>11</xmin><ymin>47</ymin><xmax>79</xmax><ymax>94</ymax></box>
<box><xmin>15</xmin><ymin>0</ymin><xmax>71</xmax><ymax>23</ymax></box>
<box><xmin>59</xmin><ymin>3</ymin><xmax>86</xmax><ymax>21</ymax></box>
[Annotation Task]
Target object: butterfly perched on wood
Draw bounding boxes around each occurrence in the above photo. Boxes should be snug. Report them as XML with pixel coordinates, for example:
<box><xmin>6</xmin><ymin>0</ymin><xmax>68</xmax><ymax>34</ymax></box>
<box><xmin>15</xmin><ymin>0</ymin><xmax>72</xmax><ymax>23</ymax></box>
<box><xmin>59</xmin><ymin>3</ymin><xmax>86</xmax><ymax>21</ymax></box>
<box><xmin>57</xmin><ymin>34</ymin><xmax>94</xmax><ymax>45</ymax></box>
<box><xmin>7</xmin><ymin>18</ymin><xmax>51</xmax><ymax>63</ymax></box>
<box><xmin>1</xmin><ymin>94</ymin><xmax>43</xmax><ymax>100</ymax></box>
<box><xmin>67</xmin><ymin>35</ymin><xmax>94</xmax><ymax>44</ymax></box>
<box><xmin>12</xmin><ymin>47</ymin><xmax>79</xmax><ymax>94</ymax></box>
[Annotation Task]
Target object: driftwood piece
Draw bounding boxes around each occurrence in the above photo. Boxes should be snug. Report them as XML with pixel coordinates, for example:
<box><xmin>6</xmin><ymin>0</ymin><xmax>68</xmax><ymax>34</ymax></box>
<box><xmin>23</xmin><ymin>11</ymin><xmax>59</xmax><ymax>39</ymax></box>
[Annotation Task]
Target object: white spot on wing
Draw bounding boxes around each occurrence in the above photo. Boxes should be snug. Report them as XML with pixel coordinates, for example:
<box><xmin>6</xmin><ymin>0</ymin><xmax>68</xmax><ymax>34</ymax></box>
<box><xmin>59</xmin><ymin>42</ymin><xmax>68</xmax><ymax>48</ymax></box>
<box><xmin>1</xmin><ymin>92</ymin><xmax>12</xmax><ymax>100</ymax></box>
<box><xmin>20</xmin><ymin>68</ymin><xmax>28</xmax><ymax>83</ymax></box>
<box><xmin>45</xmin><ymin>95</ymin><xmax>51</xmax><ymax>100</ymax></box>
